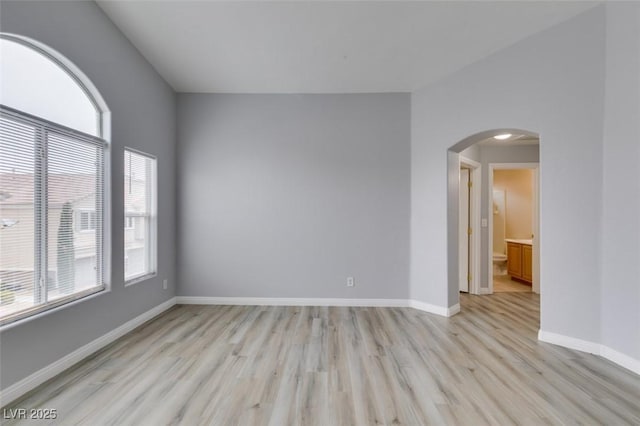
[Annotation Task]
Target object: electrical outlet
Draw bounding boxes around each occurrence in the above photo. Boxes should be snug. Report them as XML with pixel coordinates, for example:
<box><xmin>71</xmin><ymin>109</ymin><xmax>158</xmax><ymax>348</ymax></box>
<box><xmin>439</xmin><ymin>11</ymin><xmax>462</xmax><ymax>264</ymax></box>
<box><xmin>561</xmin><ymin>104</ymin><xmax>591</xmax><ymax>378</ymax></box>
<box><xmin>163</xmin><ymin>279</ymin><xmax>168</xmax><ymax>290</ymax></box>
<box><xmin>347</xmin><ymin>277</ymin><xmax>355</xmax><ymax>287</ymax></box>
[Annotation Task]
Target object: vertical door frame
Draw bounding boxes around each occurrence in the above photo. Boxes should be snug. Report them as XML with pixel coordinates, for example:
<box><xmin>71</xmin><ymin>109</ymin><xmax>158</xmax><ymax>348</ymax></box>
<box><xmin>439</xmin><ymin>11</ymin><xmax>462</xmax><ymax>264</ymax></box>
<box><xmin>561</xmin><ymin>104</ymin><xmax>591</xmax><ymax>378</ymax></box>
<box><xmin>459</xmin><ymin>167</ymin><xmax>470</xmax><ymax>293</ymax></box>
<box><xmin>459</xmin><ymin>156</ymin><xmax>481</xmax><ymax>295</ymax></box>
<box><xmin>488</xmin><ymin>162</ymin><xmax>540</xmax><ymax>294</ymax></box>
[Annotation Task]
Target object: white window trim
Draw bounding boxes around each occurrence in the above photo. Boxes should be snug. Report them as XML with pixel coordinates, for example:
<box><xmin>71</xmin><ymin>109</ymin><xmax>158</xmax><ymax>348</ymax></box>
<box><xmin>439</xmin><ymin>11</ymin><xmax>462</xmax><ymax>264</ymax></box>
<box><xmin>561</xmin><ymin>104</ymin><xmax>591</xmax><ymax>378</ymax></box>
<box><xmin>124</xmin><ymin>147</ymin><xmax>157</xmax><ymax>287</ymax></box>
<box><xmin>2</xmin><ymin>33</ymin><xmax>112</xmax><ymax>290</ymax></box>
<box><xmin>77</xmin><ymin>209</ymin><xmax>98</xmax><ymax>233</ymax></box>
<box><xmin>124</xmin><ymin>271</ymin><xmax>158</xmax><ymax>287</ymax></box>
<box><xmin>0</xmin><ymin>106</ymin><xmax>108</xmax><ymax>326</ymax></box>
<box><xmin>0</xmin><ymin>288</ymin><xmax>109</xmax><ymax>332</ymax></box>
<box><xmin>124</xmin><ymin>215</ymin><xmax>135</xmax><ymax>230</ymax></box>
<box><xmin>0</xmin><ymin>33</ymin><xmax>111</xmax><ymax>326</ymax></box>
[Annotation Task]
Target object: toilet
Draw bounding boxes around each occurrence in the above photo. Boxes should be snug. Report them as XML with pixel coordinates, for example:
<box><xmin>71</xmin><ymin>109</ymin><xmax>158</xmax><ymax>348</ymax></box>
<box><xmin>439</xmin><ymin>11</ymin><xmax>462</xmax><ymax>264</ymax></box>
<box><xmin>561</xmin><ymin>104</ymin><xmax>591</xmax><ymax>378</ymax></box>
<box><xmin>493</xmin><ymin>253</ymin><xmax>508</xmax><ymax>276</ymax></box>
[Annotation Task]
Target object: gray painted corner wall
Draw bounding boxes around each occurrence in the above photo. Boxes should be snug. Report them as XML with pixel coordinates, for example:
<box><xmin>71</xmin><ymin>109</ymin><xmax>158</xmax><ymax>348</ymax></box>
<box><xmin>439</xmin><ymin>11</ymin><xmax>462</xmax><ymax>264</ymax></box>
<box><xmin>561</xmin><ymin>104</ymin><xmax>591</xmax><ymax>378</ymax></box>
<box><xmin>414</xmin><ymin>3</ymin><xmax>640</xmax><ymax>364</ymax></box>
<box><xmin>411</xmin><ymin>6</ymin><xmax>606</xmax><ymax>342</ymax></box>
<box><xmin>177</xmin><ymin>93</ymin><xmax>410</xmax><ymax>300</ymax></box>
<box><xmin>0</xmin><ymin>1</ymin><xmax>177</xmax><ymax>389</ymax></box>
<box><xmin>459</xmin><ymin>144</ymin><xmax>481</xmax><ymax>162</ymax></box>
<box><xmin>601</xmin><ymin>3</ymin><xmax>640</xmax><ymax>360</ymax></box>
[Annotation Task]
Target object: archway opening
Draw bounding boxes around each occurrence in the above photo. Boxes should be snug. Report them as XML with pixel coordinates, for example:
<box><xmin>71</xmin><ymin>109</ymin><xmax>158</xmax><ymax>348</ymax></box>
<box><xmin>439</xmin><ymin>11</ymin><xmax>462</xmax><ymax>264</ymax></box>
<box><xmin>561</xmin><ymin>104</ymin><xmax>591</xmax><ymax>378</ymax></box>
<box><xmin>447</xmin><ymin>129</ymin><xmax>540</xmax><ymax>312</ymax></box>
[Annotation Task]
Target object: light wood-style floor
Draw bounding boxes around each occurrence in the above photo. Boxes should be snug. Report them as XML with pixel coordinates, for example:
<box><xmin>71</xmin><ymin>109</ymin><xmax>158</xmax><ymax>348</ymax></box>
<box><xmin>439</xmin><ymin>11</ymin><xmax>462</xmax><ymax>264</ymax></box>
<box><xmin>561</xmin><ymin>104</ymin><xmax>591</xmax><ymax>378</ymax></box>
<box><xmin>493</xmin><ymin>275</ymin><xmax>532</xmax><ymax>292</ymax></box>
<box><xmin>3</xmin><ymin>294</ymin><xmax>640</xmax><ymax>425</ymax></box>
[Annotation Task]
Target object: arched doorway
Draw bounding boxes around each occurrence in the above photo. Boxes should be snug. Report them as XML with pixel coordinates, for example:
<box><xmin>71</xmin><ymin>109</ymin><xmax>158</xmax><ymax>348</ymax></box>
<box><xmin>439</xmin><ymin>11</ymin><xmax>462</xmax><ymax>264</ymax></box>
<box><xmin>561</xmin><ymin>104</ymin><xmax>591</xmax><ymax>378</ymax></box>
<box><xmin>447</xmin><ymin>129</ymin><xmax>540</xmax><ymax>311</ymax></box>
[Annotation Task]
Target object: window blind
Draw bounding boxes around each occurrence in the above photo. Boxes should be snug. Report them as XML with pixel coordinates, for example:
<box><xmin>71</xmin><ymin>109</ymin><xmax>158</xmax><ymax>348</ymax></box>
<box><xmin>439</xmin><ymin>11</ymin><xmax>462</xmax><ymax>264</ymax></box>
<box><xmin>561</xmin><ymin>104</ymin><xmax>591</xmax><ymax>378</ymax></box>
<box><xmin>0</xmin><ymin>106</ymin><xmax>106</xmax><ymax>325</ymax></box>
<box><xmin>124</xmin><ymin>149</ymin><xmax>156</xmax><ymax>283</ymax></box>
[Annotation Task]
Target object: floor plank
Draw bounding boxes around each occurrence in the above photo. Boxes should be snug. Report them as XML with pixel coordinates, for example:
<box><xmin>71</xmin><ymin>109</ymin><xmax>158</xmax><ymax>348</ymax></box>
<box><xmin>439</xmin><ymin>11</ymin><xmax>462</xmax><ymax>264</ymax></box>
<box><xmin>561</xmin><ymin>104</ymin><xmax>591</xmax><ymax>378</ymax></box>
<box><xmin>3</xmin><ymin>293</ymin><xmax>639</xmax><ymax>425</ymax></box>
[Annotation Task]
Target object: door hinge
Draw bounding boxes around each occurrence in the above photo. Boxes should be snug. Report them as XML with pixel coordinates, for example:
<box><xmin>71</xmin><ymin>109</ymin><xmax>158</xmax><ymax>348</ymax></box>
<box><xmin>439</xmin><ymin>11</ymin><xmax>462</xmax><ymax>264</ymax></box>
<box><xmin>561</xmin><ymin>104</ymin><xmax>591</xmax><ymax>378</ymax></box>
<box><xmin>468</xmin><ymin>227</ymin><xmax>472</xmax><ymax>235</ymax></box>
<box><xmin>467</xmin><ymin>274</ymin><xmax>472</xmax><ymax>282</ymax></box>
<box><xmin>468</xmin><ymin>181</ymin><xmax>473</xmax><ymax>188</ymax></box>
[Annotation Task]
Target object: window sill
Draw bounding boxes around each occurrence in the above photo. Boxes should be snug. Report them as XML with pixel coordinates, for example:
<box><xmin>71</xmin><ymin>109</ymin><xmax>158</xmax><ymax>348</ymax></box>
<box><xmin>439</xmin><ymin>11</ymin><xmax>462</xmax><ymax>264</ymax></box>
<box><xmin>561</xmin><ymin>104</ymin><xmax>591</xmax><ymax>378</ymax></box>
<box><xmin>124</xmin><ymin>272</ymin><xmax>157</xmax><ymax>287</ymax></box>
<box><xmin>0</xmin><ymin>286</ymin><xmax>109</xmax><ymax>332</ymax></box>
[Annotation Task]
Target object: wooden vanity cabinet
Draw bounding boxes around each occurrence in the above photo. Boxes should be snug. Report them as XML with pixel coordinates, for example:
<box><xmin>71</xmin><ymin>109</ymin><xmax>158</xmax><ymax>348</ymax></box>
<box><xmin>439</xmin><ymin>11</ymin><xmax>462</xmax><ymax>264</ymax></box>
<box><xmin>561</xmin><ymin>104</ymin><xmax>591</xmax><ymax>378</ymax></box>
<box><xmin>507</xmin><ymin>241</ymin><xmax>532</xmax><ymax>285</ymax></box>
<box><xmin>507</xmin><ymin>243</ymin><xmax>522</xmax><ymax>277</ymax></box>
<box><xmin>522</xmin><ymin>245</ymin><xmax>533</xmax><ymax>283</ymax></box>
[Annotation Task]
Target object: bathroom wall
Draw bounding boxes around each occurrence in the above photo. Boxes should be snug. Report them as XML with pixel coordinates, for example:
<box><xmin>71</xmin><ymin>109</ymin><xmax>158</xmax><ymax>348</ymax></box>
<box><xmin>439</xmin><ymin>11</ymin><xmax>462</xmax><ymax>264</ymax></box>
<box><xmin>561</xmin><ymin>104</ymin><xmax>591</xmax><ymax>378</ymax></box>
<box><xmin>492</xmin><ymin>190</ymin><xmax>506</xmax><ymax>254</ymax></box>
<box><xmin>493</xmin><ymin>169</ymin><xmax>534</xmax><ymax>240</ymax></box>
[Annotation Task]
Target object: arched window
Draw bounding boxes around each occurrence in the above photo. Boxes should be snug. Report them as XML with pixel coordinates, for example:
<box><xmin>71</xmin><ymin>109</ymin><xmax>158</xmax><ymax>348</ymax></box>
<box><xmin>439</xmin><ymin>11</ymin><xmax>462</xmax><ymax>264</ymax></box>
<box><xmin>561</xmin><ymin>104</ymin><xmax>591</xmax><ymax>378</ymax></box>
<box><xmin>0</xmin><ymin>34</ymin><xmax>109</xmax><ymax>326</ymax></box>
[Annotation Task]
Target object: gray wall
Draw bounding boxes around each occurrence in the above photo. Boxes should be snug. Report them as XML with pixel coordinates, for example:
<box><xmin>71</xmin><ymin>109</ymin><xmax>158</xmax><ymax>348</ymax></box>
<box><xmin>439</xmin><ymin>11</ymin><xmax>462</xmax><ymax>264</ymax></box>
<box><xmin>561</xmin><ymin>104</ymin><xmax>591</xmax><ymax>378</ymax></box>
<box><xmin>461</xmin><ymin>145</ymin><xmax>540</xmax><ymax>289</ymax></box>
<box><xmin>446</xmin><ymin>4</ymin><xmax>640</xmax><ymax>364</ymax></box>
<box><xmin>459</xmin><ymin>144</ymin><xmax>480</xmax><ymax>162</ymax></box>
<box><xmin>177</xmin><ymin>94</ymin><xmax>410</xmax><ymax>299</ymax></box>
<box><xmin>601</xmin><ymin>3</ymin><xmax>640</xmax><ymax>361</ymax></box>
<box><xmin>412</xmin><ymin>6</ymin><xmax>606</xmax><ymax>343</ymax></box>
<box><xmin>0</xmin><ymin>1</ymin><xmax>177</xmax><ymax>389</ymax></box>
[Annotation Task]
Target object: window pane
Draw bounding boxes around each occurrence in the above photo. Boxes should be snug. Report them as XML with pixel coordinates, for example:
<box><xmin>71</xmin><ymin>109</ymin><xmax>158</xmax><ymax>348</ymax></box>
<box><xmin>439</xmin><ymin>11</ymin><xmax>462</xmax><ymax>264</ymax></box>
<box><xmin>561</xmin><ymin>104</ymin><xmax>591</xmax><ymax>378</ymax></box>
<box><xmin>124</xmin><ymin>150</ymin><xmax>156</xmax><ymax>282</ymax></box>
<box><xmin>0</xmin><ymin>35</ymin><xmax>106</xmax><ymax>325</ymax></box>
<box><xmin>0</xmin><ymin>38</ymin><xmax>99</xmax><ymax>136</ymax></box>
<box><xmin>47</xmin><ymin>131</ymin><xmax>102</xmax><ymax>301</ymax></box>
<box><xmin>0</xmin><ymin>115</ymin><xmax>38</xmax><ymax>319</ymax></box>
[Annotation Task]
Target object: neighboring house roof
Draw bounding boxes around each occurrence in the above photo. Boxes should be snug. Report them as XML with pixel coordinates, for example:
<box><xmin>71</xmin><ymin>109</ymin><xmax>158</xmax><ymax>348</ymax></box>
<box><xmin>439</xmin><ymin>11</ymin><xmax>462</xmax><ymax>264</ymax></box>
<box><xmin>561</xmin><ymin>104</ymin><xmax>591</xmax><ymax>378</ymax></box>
<box><xmin>0</xmin><ymin>173</ymin><xmax>97</xmax><ymax>207</ymax></box>
<box><xmin>0</xmin><ymin>172</ymin><xmax>146</xmax><ymax>210</ymax></box>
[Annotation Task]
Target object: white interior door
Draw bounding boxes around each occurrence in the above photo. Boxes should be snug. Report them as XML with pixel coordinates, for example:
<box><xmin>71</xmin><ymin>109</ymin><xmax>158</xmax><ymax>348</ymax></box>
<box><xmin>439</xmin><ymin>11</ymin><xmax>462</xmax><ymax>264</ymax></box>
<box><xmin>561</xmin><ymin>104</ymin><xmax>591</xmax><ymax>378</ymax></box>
<box><xmin>459</xmin><ymin>168</ymin><xmax>470</xmax><ymax>292</ymax></box>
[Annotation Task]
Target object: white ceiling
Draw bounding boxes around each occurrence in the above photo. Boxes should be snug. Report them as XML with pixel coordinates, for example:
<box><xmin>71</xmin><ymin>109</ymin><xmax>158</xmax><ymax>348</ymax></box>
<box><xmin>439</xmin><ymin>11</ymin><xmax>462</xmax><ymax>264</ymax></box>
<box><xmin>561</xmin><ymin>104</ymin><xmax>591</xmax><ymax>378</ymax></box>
<box><xmin>477</xmin><ymin>134</ymin><xmax>540</xmax><ymax>147</ymax></box>
<box><xmin>97</xmin><ymin>1</ymin><xmax>598</xmax><ymax>94</ymax></box>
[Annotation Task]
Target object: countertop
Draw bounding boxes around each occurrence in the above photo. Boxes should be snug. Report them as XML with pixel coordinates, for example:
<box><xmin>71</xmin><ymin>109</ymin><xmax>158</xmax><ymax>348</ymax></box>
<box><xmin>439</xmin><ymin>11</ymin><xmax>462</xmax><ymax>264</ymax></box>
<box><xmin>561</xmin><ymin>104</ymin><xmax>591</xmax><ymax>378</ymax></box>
<box><xmin>505</xmin><ymin>238</ymin><xmax>533</xmax><ymax>245</ymax></box>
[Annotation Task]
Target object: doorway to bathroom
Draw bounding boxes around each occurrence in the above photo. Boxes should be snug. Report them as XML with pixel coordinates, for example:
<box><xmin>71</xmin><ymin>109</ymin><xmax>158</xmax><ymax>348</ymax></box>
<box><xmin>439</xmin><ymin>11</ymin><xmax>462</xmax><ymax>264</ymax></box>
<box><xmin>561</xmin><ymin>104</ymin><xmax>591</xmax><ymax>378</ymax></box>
<box><xmin>489</xmin><ymin>163</ymin><xmax>540</xmax><ymax>294</ymax></box>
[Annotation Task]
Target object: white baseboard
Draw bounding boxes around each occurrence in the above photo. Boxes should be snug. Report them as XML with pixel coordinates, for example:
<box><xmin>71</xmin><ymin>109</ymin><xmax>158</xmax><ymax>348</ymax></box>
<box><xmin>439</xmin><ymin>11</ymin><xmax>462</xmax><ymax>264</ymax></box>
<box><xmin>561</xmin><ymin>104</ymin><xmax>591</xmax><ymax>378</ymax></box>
<box><xmin>1</xmin><ymin>297</ymin><xmax>177</xmax><ymax>406</ymax></box>
<box><xmin>479</xmin><ymin>287</ymin><xmax>492</xmax><ymax>295</ymax></box>
<box><xmin>600</xmin><ymin>346</ymin><xmax>640</xmax><ymax>375</ymax></box>
<box><xmin>177</xmin><ymin>296</ymin><xmax>459</xmax><ymax>317</ymax></box>
<box><xmin>538</xmin><ymin>330</ymin><xmax>601</xmax><ymax>354</ymax></box>
<box><xmin>176</xmin><ymin>296</ymin><xmax>409</xmax><ymax>307</ymax></box>
<box><xmin>538</xmin><ymin>329</ymin><xmax>640</xmax><ymax>375</ymax></box>
<box><xmin>408</xmin><ymin>300</ymin><xmax>459</xmax><ymax>317</ymax></box>
<box><xmin>447</xmin><ymin>303</ymin><xmax>461</xmax><ymax>316</ymax></box>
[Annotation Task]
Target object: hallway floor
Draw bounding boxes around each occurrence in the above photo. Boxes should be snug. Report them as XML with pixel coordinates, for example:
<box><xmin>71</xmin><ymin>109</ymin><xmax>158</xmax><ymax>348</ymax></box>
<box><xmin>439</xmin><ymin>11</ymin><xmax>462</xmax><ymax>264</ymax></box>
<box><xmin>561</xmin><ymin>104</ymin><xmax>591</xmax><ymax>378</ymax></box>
<box><xmin>493</xmin><ymin>274</ymin><xmax>532</xmax><ymax>292</ymax></box>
